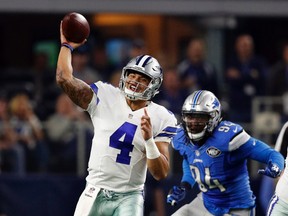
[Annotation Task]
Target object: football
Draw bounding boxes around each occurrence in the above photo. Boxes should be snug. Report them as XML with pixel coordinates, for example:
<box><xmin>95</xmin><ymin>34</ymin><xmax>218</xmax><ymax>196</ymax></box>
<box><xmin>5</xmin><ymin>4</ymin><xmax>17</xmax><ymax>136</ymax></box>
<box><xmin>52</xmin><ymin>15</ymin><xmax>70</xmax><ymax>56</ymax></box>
<box><xmin>62</xmin><ymin>12</ymin><xmax>90</xmax><ymax>43</ymax></box>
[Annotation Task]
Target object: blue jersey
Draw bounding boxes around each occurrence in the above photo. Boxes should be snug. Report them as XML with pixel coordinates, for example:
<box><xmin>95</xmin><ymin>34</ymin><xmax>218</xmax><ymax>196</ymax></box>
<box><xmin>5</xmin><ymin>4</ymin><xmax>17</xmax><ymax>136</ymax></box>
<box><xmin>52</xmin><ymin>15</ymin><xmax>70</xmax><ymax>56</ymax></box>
<box><xmin>172</xmin><ymin>120</ymin><xmax>284</xmax><ymax>215</ymax></box>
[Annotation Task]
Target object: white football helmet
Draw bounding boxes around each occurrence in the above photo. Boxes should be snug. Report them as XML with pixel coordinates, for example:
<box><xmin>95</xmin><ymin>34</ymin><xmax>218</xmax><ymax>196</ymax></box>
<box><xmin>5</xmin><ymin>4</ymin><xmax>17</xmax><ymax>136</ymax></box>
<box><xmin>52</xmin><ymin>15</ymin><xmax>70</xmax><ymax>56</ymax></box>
<box><xmin>119</xmin><ymin>55</ymin><xmax>163</xmax><ymax>101</ymax></box>
<box><xmin>182</xmin><ymin>90</ymin><xmax>222</xmax><ymax>141</ymax></box>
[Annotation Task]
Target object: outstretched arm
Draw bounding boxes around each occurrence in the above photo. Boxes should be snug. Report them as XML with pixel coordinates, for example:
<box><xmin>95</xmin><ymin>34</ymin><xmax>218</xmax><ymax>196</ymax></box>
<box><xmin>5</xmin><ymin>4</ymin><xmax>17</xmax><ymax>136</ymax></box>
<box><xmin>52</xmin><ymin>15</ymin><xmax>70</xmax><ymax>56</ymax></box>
<box><xmin>232</xmin><ymin>137</ymin><xmax>285</xmax><ymax>178</ymax></box>
<box><xmin>56</xmin><ymin>21</ymin><xmax>93</xmax><ymax>110</ymax></box>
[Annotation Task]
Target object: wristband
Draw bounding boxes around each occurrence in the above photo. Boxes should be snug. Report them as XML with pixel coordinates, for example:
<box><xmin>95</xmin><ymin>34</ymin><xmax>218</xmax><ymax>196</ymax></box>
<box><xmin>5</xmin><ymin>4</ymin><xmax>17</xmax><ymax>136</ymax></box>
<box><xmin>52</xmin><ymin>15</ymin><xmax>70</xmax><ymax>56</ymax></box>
<box><xmin>61</xmin><ymin>42</ymin><xmax>74</xmax><ymax>52</ymax></box>
<box><xmin>145</xmin><ymin>137</ymin><xmax>161</xmax><ymax>159</ymax></box>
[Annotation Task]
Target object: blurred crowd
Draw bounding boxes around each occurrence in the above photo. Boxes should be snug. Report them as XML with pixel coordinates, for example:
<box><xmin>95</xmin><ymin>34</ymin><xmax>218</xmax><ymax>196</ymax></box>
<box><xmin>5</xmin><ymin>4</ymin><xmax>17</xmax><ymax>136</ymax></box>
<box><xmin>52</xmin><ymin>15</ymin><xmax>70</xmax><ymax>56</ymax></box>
<box><xmin>1</xmin><ymin>33</ymin><xmax>288</xmax><ymax>178</ymax></box>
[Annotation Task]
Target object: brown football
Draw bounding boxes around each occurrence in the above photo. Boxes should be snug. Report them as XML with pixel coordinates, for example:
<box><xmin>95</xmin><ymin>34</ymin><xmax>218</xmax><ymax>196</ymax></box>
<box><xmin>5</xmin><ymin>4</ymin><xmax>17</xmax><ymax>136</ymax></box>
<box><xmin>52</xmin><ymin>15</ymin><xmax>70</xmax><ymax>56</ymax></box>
<box><xmin>62</xmin><ymin>12</ymin><xmax>90</xmax><ymax>43</ymax></box>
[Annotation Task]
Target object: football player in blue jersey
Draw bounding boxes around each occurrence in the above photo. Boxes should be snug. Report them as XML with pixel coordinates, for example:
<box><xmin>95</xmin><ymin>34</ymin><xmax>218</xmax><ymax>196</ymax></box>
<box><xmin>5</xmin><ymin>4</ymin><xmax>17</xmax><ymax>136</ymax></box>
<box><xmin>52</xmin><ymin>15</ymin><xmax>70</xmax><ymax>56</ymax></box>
<box><xmin>57</xmin><ymin>23</ymin><xmax>177</xmax><ymax>216</ymax></box>
<box><xmin>167</xmin><ymin>90</ymin><xmax>284</xmax><ymax>216</ymax></box>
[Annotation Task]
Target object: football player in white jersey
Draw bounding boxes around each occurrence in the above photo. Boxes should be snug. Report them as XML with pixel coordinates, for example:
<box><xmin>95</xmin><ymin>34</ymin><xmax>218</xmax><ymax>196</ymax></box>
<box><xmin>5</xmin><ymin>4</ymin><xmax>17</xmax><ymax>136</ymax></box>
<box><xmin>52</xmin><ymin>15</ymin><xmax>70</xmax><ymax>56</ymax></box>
<box><xmin>56</xmin><ymin>22</ymin><xmax>177</xmax><ymax>216</ymax></box>
<box><xmin>267</xmin><ymin>150</ymin><xmax>288</xmax><ymax>216</ymax></box>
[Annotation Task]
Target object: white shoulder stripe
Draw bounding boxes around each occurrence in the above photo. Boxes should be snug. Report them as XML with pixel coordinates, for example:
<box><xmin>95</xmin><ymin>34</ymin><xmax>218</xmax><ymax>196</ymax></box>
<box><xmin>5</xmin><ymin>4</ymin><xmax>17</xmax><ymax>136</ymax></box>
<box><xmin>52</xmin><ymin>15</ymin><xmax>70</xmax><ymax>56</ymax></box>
<box><xmin>229</xmin><ymin>130</ymin><xmax>251</xmax><ymax>151</ymax></box>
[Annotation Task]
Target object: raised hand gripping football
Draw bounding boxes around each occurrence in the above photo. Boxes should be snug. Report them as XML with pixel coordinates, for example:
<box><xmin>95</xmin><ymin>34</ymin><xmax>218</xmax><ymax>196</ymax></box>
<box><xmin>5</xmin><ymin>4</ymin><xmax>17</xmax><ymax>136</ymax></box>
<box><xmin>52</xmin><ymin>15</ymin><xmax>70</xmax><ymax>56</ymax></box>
<box><xmin>62</xmin><ymin>12</ymin><xmax>90</xmax><ymax>43</ymax></box>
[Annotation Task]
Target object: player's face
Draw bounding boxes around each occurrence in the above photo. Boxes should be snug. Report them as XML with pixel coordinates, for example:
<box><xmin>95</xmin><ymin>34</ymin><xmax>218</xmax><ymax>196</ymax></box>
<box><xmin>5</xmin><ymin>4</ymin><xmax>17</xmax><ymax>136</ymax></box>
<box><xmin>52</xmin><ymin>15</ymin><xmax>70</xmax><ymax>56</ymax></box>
<box><xmin>126</xmin><ymin>72</ymin><xmax>151</xmax><ymax>93</ymax></box>
<box><xmin>183</xmin><ymin>113</ymin><xmax>210</xmax><ymax>134</ymax></box>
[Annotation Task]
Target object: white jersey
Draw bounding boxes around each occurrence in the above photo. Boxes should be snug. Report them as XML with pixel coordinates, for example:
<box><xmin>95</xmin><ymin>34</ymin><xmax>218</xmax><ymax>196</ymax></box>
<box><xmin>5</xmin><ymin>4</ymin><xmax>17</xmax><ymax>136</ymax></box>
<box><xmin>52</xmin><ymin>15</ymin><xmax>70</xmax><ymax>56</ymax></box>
<box><xmin>85</xmin><ymin>81</ymin><xmax>177</xmax><ymax>192</ymax></box>
<box><xmin>275</xmin><ymin>150</ymin><xmax>288</xmax><ymax>204</ymax></box>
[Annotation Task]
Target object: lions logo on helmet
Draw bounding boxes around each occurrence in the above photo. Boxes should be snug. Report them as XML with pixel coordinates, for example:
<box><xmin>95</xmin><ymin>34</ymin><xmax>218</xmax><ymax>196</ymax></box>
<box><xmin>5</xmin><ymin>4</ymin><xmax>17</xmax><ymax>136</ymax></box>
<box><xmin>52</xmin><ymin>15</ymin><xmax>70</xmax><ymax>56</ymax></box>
<box><xmin>119</xmin><ymin>55</ymin><xmax>163</xmax><ymax>101</ymax></box>
<box><xmin>182</xmin><ymin>90</ymin><xmax>222</xmax><ymax>141</ymax></box>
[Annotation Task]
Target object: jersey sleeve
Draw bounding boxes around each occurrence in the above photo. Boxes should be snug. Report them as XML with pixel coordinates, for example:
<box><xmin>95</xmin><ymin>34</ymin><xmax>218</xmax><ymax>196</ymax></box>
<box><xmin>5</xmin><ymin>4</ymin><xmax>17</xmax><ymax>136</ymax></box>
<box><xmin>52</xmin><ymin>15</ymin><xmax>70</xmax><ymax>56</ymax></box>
<box><xmin>153</xmin><ymin>107</ymin><xmax>178</xmax><ymax>144</ymax></box>
<box><xmin>229</xmin><ymin>137</ymin><xmax>285</xmax><ymax>170</ymax></box>
<box><xmin>171</xmin><ymin>127</ymin><xmax>189</xmax><ymax>156</ymax></box>
<box><xmin>86</xmin><ymin>81</ymin><xmax>119</xmax><ymax>116</ymax></box>
<box><xmin>214</xmin><ymin>121</ymin><xmax>251</xmax><ymax>151</ymax></box>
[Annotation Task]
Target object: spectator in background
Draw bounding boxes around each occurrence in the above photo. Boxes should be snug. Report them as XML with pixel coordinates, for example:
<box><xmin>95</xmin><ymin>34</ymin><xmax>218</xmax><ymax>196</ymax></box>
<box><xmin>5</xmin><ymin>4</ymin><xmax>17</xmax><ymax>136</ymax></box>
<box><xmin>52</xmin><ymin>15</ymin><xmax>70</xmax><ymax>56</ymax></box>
<box><xmin>0</xmin><ymin>93</ymin><xmax>25</xmax><ymax>174</ymax></box>
<box><xmin>72</xmin><ymin>45</ymin><xmax>103</xmax><ymax>84</ymax></box>
<box><xmin>90</xmin><ymin>43</ymin><xmax>114</xmax><ymax>82</ymax></box>
<box><xmin>45</xmin><ymin>93</ymin><xmax>92</xmax><ymax>173</ymax></box>
<box><xmin>129</xmin><ymin>39</ymin><xmax>148</xmax><ymax>59</ymax></box>
<box><xmin>225</xmin><ymin>34</ymin><xmax>268</xmax><ymax>123</ymax></box>
<box><xmin>267</xmin><ymin>43</ymin><xmax>288</xmax><ymax>121</ymax></box>
<box><xmin>268</xmin><ymin>43</ymin><xmax>288</xmax><ymax>96</ymax></box>
<box><xmin>9</xmin><ymin>93</ymin><xmax>49</xmax><ymax>173</ymax></box>
<box><xmin>177</xmin><ymin>37</ymin><xmax>218</xmax><ymax>96</ymax></box>
<box><xmin>119</xmin><ymin>38</ymin><xmax>149</xmax><ymax>70</ymax></box>
<box><xmin>154</xmin><ymin>66</ymin><xmax>189</xmax><ymax>121</ymax></box>
<box><xmin>29</xmin><ymin>51</ymin><xmax>60</xmax><ymax>121</ymax></box>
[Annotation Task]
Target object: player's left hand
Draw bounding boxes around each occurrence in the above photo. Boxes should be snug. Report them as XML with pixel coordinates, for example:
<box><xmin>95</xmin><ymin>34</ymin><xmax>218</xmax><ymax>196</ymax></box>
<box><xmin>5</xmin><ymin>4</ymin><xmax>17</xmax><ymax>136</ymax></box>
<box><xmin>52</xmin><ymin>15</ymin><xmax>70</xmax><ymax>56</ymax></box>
<box><xmin>258</xmin><ymin>160</ymin><xmax>281</xmax><ymax>178</ymax></box>
<box><xmin>141</xmin><ymin>108</ymin><xmax>152</xmax><ymax>140</ymax></box>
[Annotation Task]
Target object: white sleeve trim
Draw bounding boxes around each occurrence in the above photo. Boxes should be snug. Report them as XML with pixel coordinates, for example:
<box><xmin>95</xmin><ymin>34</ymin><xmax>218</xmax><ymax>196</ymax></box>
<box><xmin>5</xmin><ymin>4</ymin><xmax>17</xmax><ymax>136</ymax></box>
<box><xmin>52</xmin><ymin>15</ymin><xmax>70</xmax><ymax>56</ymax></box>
<box><xmin>229</xmin><ymin>130</ymin><xmax>251</xmax><ymax>151</ymax></box>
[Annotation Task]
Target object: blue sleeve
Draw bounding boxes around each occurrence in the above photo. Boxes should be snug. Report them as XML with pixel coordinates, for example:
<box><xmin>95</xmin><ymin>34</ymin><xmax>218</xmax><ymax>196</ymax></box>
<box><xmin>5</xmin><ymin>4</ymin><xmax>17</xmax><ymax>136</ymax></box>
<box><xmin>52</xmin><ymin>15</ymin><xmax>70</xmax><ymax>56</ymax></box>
<box><xmin>171</xmin><ymin>127</ymin><xmax>188</xmax><ymax>156</ymax></box>
<box><xmin>230</xmin><ymin>137</ymin><xmax>285</xmax><ymax>170</ymax></box>
<box><xmin>181</xmin><ymin>158</ymin><xmax>196</xmax><ymax>187</ymax></box>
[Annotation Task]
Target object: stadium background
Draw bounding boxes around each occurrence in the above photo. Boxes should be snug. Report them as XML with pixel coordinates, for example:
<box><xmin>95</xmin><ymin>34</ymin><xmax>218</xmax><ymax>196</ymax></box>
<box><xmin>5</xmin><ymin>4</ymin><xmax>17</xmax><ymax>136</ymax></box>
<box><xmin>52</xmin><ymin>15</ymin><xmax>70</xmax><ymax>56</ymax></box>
<box><xmin>1</xmin><ymin>1</ymin><xmax>288</xmax><ymax>215</ymax></box>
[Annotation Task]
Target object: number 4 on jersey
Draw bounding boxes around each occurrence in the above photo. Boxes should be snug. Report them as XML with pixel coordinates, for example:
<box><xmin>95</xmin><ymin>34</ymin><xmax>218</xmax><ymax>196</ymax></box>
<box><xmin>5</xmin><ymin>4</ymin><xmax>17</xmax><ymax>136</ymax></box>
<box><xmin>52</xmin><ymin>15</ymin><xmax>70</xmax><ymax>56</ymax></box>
<box><xmin>109</xmin><ymin>122</ymin><xmax>137</xmax><ymax>165</ymax></box>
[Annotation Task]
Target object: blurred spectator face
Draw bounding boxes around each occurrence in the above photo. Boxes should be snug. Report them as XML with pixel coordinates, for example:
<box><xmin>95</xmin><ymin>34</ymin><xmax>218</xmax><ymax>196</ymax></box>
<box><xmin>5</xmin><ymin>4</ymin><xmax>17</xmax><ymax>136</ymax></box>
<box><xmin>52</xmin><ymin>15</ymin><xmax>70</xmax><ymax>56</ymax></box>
<box><xmin>235</xmin><ymin>35</ymin><xmax>254</xmax><ymax>61</ymax></box>
<box><xmin>187</xmin><ymin>39</ymin><xmax>205</xmax><ymax>64</ymax></box>
<box><xmin>9</xmin><ymin>94</ymin><xmax>33</xmax><ymax>120</ymax></box>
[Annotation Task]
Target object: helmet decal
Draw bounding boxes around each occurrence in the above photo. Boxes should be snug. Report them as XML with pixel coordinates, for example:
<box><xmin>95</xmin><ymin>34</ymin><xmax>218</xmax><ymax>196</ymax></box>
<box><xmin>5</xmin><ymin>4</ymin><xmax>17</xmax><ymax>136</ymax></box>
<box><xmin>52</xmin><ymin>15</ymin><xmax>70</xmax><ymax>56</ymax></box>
<box><xmin>191</xmin><ymin>90</ymin><xmax>204</xmax><ymax>109</ymax></box>
<box><xmin>136</xmin><ymin>55</ymin><xmax>152</xmax><ymax>67</ymax></box>
<box><xmin>212</xmin><ymin>98</ymin><xmax>220</xmax><ymax>109</ymax></box>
